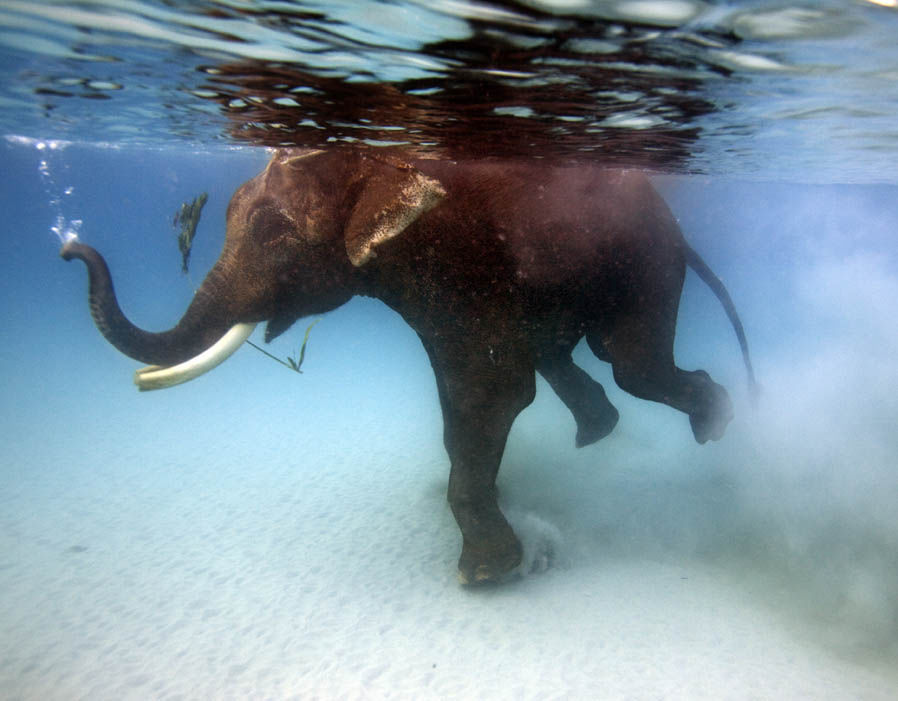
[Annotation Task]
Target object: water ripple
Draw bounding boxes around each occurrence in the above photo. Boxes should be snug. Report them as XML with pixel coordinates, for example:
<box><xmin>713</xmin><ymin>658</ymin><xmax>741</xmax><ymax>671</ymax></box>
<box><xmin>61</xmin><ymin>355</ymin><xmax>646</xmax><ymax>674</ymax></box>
<box><xmin>1</xmin><ymin>0</ymin><xmax>897</xmax><ymax>181</ymax></box>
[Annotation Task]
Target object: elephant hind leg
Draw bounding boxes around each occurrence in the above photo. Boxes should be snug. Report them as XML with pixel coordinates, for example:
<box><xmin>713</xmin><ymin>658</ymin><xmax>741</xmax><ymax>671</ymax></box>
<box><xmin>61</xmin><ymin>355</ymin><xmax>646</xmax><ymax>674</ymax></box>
<box><xmin>538</xmin><ymin>355</ymin><xmax>619</xmax><ymax>448</ymax></box>
<box><xmin>586</xmin><ymin>319</ymin><xmax>733</xmax><ymax>444</ymax></box>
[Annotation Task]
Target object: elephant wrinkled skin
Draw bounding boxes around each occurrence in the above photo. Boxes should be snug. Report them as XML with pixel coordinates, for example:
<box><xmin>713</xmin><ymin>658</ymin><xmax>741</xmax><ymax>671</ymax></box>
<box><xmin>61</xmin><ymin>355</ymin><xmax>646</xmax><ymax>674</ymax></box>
<box><xmin>62</xmin><ymin>149</ymin><xmax>756</xmax><ymax>585</ymax></box>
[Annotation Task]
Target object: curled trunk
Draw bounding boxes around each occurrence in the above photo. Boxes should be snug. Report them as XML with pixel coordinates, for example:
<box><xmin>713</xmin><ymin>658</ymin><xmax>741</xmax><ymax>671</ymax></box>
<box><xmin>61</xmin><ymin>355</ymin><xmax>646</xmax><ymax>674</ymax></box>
<box><xmin>61</xmin><ymin>239</ymin><xmax>255</xmax><ymax>390</ymax></box>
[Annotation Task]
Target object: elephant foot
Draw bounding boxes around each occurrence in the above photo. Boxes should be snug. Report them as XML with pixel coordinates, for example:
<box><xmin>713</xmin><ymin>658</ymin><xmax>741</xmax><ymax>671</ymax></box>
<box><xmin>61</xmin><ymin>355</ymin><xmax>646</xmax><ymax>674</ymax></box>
<box><xmin>457</xmin><ymin>533</ymin><xmax>523</xmax><ymax>586</ymax></box>
<box><xmin>451</xmin><ymin>500</ymin><xmax>523</xmax><ymax>586</ymax></box>
<box><xmin>688</xmin><ymin>372</ymin><xmax>733</xmax><ymax>444</ymax></box>
<box><xmin>575</xmin><ymin>401</ymin><xmax>620</xmax><ymax>448</ymax></box>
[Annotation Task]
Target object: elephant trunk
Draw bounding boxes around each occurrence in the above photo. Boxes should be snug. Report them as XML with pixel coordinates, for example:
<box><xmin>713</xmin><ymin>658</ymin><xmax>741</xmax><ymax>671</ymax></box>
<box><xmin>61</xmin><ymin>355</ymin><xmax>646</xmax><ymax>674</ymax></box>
<box><xmin>61</xmin><ymin>239</ymin><xmax>256</xmax><ymax>390</ymax></box>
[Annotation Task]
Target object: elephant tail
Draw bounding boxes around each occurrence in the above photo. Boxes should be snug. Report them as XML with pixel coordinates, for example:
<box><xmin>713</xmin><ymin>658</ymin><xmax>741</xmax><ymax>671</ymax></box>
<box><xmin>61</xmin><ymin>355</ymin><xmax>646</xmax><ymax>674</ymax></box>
<box><xmin>684</xmin><ymin>244</ymin><xmax>761</xmax><ymax>406</ymax></box>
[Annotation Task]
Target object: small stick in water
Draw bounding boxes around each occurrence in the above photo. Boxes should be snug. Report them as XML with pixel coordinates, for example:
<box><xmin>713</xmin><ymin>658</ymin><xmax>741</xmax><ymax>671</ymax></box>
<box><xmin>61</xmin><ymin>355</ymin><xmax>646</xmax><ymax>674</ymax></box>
<box><xmin>173</xmin><ymin>192</ymin><xmax>208</xmax><ymax>273</ymax></box>
<box><xmin>247</xmin><ymin>319</ymin><xmax>321</xmax><ymax>374</ymax></box>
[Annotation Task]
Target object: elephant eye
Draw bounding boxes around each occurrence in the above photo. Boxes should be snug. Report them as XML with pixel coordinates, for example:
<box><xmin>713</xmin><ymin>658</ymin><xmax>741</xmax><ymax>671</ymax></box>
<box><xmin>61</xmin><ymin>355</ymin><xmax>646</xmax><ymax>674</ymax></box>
<box><xmin>248</xmin><ymin>204</ymin><xmax>296</xmax><ymax>246</ymax></box>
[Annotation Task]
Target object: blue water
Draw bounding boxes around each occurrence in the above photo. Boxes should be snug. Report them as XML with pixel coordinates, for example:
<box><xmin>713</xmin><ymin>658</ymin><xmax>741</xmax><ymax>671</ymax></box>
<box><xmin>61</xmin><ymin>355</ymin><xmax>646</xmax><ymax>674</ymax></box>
<box><xmin>2</xmin><ymin>2</ymin><xmax>898</xmax><ymax>699</ymax></box>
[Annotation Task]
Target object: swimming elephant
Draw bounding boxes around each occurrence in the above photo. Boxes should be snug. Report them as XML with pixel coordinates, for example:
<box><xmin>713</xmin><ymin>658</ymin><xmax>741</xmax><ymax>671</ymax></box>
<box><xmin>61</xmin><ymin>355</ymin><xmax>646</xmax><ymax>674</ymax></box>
<box><xmin>62</xmin><ymin>148</ymin><xmax>756</xmax><ymax>585</ymax></box>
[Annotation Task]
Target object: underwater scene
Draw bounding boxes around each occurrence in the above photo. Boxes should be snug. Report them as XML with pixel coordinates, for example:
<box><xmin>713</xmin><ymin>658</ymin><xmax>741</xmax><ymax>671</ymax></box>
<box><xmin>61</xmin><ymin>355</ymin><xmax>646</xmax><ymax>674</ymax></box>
<box><xmin>2</xmin><ymin>1</ymin><xmax>898</xmax><ymax>699</ymax></box>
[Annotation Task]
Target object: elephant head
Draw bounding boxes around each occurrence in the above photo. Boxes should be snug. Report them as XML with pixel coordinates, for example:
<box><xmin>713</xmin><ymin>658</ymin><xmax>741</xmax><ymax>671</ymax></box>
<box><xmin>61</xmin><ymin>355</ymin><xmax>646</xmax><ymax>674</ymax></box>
<box><xmin>62</xmin><ymin>149</ymin><xmax>446</xmax><ymax>390</ymax></box>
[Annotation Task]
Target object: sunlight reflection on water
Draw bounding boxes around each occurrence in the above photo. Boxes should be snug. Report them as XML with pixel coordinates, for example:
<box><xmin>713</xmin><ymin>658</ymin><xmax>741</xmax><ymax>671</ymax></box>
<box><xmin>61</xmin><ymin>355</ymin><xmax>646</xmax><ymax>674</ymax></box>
<box><xmin>0</xmin><ymin>1</ymin><xmax>897</xmax><ymax>181</ymax></box>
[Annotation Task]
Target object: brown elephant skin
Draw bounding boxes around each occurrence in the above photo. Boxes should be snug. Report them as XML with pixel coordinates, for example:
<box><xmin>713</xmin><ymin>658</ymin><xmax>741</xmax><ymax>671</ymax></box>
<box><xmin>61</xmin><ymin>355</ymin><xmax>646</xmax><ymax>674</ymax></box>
<box><xmin>62</xmin><ymin>149</ymin><xmax>756</xmax><ymax>585</ymax></box>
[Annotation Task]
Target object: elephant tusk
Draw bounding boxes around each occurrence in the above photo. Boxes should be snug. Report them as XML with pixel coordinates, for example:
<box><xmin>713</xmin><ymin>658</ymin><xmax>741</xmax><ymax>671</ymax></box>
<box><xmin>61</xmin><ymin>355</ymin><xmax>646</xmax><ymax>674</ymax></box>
<box><xmin>134</xmin><ymin>322</ymin><xmax>257</xmax><ymax>391</ymax></box>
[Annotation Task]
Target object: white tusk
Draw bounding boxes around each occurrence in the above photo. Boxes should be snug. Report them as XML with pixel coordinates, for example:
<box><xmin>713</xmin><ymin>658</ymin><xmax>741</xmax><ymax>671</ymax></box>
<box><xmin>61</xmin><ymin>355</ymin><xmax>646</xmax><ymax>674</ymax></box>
<box><xmin>134</xmin><ymin>322</ymin><xmax>257</xmax><ymax>391</ymax></box>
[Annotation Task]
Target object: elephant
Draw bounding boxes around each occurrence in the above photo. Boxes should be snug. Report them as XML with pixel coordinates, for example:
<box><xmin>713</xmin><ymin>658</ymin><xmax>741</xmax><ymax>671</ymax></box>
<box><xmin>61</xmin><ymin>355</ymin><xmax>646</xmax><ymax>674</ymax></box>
<box><xmin>62</xmin><ymin>148</ymin><xmax>757</xmax><ymax>585</ymax></box>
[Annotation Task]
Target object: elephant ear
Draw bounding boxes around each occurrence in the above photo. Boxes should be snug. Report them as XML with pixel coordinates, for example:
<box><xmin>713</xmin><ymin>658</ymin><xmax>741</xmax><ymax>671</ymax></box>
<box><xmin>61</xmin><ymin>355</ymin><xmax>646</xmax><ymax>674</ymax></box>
<box><xmin>344</xmin><ymin>156</ymin><xmax>446</xmax><ymax>267</ymax></box>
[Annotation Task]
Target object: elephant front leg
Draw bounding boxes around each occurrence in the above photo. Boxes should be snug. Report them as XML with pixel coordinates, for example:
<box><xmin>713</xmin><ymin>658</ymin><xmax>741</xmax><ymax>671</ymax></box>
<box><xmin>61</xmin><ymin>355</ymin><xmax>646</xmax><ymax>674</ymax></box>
<box><xmin>435</xmin><ymin>346</ymin><xmax>536</xmax><ymax>585</ymax></box>
<box><xmin>448</xmin><ymin>435</ymin><xmax>524</xmax><ymax>586</ymax></box>
<box><xmin>450</xmin><ymin>475</ymin><xmax>522</xmax><ymax>586</ymax></box>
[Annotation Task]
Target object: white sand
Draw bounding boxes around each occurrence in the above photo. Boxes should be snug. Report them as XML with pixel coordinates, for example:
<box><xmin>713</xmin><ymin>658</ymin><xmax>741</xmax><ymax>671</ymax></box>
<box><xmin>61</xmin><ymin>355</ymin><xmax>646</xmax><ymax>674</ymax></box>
<box><xmin>2</xmin><ymin>297</ymin><xmax>896</xmax><ymax>700</ymax></box>
<box><xmin>2</xmin><ymin>434</ymin><xmax>894</xmax><ymax>699</ymax></box>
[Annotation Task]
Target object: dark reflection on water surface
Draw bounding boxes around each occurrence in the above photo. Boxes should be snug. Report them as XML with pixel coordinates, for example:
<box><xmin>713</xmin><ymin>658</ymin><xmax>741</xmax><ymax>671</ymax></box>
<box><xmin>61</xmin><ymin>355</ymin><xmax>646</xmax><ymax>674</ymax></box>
<box><xmin>2</xmin><ymin>1</ymin><xmax>898</xmax><ymax>180</ymax></box>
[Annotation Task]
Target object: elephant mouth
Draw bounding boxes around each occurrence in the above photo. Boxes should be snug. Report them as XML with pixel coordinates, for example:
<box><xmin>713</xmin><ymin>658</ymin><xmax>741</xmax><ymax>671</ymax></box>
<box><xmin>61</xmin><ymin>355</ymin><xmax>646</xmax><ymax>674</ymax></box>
<box><xmin>133</xmin><ymin>322</ymin><xmax>257</xmax><ymax>391</ymax></box>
